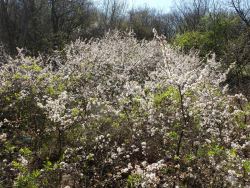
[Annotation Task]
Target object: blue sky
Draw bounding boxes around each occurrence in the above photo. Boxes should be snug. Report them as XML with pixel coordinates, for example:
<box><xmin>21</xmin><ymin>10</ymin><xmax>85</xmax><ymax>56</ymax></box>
<box><xmin>95</xmin><ymin>0</ymin><xmax>174</xmax><ymax>14</ymax></box>
<box><xmin>129</xmin><ymin>0</ymin><xmax>173</xmax><ymax>12</ymax></box>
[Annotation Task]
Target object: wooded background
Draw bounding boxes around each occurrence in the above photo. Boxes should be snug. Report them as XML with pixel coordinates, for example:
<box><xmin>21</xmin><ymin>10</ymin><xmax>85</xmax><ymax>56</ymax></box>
<box><xmin>0</xmin><ymin>0</ymin><xmax>249</xmax><ymax>65</ymax></box>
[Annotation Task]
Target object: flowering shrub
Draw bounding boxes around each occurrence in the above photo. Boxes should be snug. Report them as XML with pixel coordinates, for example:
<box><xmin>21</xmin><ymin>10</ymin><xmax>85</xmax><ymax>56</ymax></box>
<box><xmin>0</xmin><ymin>29</ymin><xmax>250</xmax><ymax>187</ymax></box>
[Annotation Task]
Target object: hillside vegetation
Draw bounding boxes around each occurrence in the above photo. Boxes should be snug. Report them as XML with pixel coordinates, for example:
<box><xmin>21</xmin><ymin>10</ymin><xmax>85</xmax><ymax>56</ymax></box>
<box><xmin>0</xmin><ymin>29</ymin><xmax>250</xmax><ymax>187</ymax></box>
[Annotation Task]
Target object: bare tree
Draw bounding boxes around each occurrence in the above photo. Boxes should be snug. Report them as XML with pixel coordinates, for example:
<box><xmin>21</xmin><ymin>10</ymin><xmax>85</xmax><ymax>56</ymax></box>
<box><xmin>173</xmin><ymin>0</ymin><xmax>210</xmax><ymax>32</ymax></box>
<box><xmin>99</xmin><ymin>0</ymin><xmax>128</xmax><ymax>34</ymax></box>
<box><xmin>231</xmin><ymin>0</ymin><xmax>250</xmax><ymax>27</ymax></box>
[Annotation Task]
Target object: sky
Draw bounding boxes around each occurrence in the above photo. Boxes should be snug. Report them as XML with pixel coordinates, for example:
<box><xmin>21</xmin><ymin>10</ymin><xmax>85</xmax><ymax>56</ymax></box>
<box><xmin>129</xmin><ymin>0</ymin><xmax>173</xmax><ymax>12</ymax></box>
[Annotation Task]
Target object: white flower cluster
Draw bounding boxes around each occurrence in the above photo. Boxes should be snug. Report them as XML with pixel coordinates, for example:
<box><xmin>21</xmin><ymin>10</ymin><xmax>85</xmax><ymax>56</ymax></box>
<box><xmin>0</xmin><ymin>133</ymin><xmax>6</xmax><ymax>140</ymax></box>
<box><xmin>17</xmin><ymin>156</ymin><xmax>28</xmax><ymax>166</ymax></box>
<box><xmin>130</xmin><ymin>159</ymin><xmax>166</xmax><ymax>187</ymax></box>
